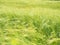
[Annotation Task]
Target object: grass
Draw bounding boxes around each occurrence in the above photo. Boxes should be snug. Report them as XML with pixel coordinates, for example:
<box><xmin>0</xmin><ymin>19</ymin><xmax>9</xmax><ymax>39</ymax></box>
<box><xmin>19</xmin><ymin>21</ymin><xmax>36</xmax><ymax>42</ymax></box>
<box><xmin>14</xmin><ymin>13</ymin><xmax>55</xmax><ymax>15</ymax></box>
<box><xmin>0</xmin><ymin>0</ymin><xmax>60</xmax><ymax>45</ymax></box>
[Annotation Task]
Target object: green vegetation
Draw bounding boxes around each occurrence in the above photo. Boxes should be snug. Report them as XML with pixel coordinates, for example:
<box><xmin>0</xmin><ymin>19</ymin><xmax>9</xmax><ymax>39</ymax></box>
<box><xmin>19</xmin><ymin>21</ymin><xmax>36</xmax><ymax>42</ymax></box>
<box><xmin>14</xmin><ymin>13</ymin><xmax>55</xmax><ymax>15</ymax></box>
<box><xmin>0</xmin><ymin>0</ymin><xmax>60</xmax><ymax>45</ymax></box>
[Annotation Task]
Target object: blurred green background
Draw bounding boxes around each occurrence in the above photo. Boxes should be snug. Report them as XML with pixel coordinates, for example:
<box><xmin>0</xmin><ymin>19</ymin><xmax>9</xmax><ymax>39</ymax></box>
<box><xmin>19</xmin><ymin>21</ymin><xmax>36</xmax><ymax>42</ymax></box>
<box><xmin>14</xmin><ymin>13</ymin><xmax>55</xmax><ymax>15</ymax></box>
<box><xmin>0</xmin><ymin>0</ymin><xmax>60</xmax><ymax>45</ymax></box>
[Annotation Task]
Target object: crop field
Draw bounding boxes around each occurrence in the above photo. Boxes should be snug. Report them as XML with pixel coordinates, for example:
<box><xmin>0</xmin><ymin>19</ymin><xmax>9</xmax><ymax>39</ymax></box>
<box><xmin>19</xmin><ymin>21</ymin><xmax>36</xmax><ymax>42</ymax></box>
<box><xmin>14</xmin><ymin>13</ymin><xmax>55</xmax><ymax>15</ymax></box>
<box><xmin>0</xmin><ymin>0</ymin><xmax>60</xmax><ymax>45</ymax></box>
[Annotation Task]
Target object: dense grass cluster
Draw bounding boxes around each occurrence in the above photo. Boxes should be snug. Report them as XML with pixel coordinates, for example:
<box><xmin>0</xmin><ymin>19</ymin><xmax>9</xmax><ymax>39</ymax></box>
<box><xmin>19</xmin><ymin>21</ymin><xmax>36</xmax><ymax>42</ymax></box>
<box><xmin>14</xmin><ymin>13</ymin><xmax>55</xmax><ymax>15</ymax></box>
<box><xmin>0</xmin><ymin>0</ymin><xmax>60</xmax><ymax>45</ymax></box>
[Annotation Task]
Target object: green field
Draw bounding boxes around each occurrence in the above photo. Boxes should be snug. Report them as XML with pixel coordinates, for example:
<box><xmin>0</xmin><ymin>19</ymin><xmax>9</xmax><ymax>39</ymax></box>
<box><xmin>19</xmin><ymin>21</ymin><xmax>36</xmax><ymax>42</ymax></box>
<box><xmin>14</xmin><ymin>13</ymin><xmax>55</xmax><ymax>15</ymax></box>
<box><xmin>0</xmin><ymin>0</ymin><xmax>60</xmax><ymax>45</ymax></box>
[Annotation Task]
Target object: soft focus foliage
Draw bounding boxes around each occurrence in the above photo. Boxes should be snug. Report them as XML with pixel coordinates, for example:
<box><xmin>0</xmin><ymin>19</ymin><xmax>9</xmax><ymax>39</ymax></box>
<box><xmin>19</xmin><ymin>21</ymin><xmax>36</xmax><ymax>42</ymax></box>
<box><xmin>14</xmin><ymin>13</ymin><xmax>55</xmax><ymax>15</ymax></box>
<box><xmin>0</xmin><ymin>0</ymin><xmax>60</xmax><ymax>45</ymax></box>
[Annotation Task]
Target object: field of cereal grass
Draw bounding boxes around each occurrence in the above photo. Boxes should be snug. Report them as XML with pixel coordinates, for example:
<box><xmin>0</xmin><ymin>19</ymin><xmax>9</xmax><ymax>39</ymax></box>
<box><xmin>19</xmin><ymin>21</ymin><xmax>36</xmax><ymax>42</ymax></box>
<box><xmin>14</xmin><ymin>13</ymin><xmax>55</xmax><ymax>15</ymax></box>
<box><xmin>0</xmin><ymin>0</ymin><xmax>60</xmax><ymax>45</ymax></box>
